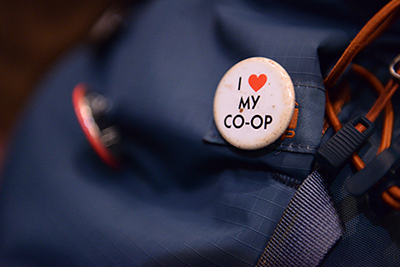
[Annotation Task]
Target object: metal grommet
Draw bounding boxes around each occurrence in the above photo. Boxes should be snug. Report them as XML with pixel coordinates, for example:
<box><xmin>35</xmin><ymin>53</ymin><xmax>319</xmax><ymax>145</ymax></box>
<box><xmin>72</xmin><ymin>83</ymin><xmax>121</xmax><ymax>169</ymax></box>
<box><xmin>389</xmin><ymin>53</ymin><xmax>400</xmax><ymax>81</ymax></box>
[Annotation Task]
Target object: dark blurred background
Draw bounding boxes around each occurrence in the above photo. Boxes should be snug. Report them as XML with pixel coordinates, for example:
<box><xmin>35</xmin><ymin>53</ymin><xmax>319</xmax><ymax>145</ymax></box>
<box><xmin>0</xmin><ymin>0</ymin><xmax>130</xmax><ymax>168</ymax></box>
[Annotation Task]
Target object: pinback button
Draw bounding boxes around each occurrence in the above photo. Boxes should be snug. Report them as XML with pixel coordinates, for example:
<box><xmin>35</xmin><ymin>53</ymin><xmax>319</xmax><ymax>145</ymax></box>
<box><xmin>213</xmin><ymin>57</ymin><xmax>295</xmax><ymax>150</ymax></box>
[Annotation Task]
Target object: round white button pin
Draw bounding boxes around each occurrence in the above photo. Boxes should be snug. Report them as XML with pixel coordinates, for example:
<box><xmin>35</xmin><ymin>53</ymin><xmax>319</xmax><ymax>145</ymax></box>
<box><xmin>213</xmin><ymin>57</ymin><xmax>295</xmax><ymax>150</ymax></box>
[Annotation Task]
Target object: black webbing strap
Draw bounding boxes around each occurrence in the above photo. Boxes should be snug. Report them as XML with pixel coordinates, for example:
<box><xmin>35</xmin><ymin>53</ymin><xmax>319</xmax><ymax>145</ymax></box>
<box><xmin>256</xmin><ymin>170</ymin><xmax>343</xmax><ymax>267</ymax></box>
<box><xmin>255</xmin><ymin>115</ymin><xmax>376</xmax><ymax>266</ymax></box>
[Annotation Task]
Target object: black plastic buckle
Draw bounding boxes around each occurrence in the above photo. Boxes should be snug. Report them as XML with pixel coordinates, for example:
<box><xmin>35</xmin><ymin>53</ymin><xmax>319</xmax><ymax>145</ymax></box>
<box><xmin>315</xmin><ymin>115</ymin><xmax>375</xmax><ymax>182</ymax></box>
<box><xmin>347</xmin><ymin>135</ymin><xmax>400</xmax><ymax>196</ymax></box>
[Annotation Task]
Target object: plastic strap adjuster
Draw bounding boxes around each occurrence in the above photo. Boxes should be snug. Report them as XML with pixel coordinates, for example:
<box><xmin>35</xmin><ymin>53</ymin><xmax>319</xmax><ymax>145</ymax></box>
<box><xmin>347</xmin><ymin>135</ymin><xmax>400</xmax><ymax>196</ymax></box>
<box><xmin>315</xmin><ymin>115</ymin><xmax>374</xmax><ymax>178</ymax></box>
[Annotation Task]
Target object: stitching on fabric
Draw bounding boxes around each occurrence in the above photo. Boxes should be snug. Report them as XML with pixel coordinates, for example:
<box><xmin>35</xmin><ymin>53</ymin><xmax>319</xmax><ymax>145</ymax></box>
<box><xmin>292</xmin><ymin>83</ymin><xmax>325</xmax><ymax>92</ymax></box>
<box><xmin>271</xmin><ymin>173</ymin><xmax>302</xmax><ymax>189</ymax></box>
<box><xmin>274</xmin><ymin>143</ymin><xmax>316</xmax><ymax>150</ymax></box>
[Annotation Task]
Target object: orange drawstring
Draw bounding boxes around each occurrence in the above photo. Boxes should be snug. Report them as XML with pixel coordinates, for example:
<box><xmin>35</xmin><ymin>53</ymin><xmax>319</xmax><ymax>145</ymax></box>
<box><xmin>352</xmin><ymin>64</ymin><xmax>394</xmax><ymax>154</ymax></box>
<box><xmin>323</xmin><ymin>0</ymin><xmax>400</xmax><ymax>210</ymax></box>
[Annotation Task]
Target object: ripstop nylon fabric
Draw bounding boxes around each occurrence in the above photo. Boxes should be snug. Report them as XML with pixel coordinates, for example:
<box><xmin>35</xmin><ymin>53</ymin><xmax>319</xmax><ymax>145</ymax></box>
<box><xmin>0</xmin><ymin>0</ymin><xmax>399</xmax><ymax>266</ymax></box>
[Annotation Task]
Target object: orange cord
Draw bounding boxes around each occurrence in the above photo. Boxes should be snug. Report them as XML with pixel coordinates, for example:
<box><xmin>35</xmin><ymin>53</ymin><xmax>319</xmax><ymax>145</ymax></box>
<box><xmin>352</xmin><ymin>64</ymin><xmax>394</xmax><ymax>154</ymax></box>
<box><xmin>382</xmin><ymin>189</ymin><xmax>400</xmax><ymax>210</ymax></box>
<box><xmin>324</xmin><ymin>0</ymin><xmax>400</xmax><ymax>90</ymax></box>
<box><xmin>323</xmin><ymin>0</ymin><xmax>400</xmax><ymax>210</ymax></box>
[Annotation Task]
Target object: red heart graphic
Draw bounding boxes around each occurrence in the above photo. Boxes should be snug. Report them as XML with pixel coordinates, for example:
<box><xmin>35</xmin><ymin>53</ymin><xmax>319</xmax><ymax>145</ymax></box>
<box><xmin>248</xmin><ymin>74</ymin><xmax>267</xmax><ymax>92</ymax></box>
